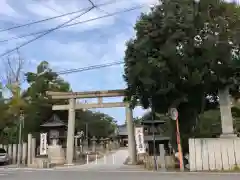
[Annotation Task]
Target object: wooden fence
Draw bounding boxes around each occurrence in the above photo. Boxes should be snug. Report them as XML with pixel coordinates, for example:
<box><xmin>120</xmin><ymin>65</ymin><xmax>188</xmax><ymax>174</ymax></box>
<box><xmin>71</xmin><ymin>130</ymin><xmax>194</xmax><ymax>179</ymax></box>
<box><xmin>189</xmin><ymin>138</ymin><xmax>240</xmax><ymax>171</ymax></box>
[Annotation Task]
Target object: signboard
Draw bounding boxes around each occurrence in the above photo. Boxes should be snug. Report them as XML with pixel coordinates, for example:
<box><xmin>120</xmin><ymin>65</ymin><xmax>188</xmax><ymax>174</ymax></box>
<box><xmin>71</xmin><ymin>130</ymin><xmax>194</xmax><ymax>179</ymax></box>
<box><xmin>40</xmin><ymin>133</ymin><xmax>47</xmax><ymax>155</ymax></box>
<box><xmin>135</xmin><ymin>127</ymin><xmax>146</xmax><ymax>154</ymax></box>
<box><xmin>169</xmin><ymin>108</ymin><xmax>178</xmax><ymax>120</ymax></box>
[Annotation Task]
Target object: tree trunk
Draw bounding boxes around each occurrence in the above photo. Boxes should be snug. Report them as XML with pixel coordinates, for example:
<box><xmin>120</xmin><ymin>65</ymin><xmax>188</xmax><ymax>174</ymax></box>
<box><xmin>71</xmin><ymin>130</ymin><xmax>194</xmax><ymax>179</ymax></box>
<box><xmin>218</xmin><ymin>86</ymin><xmax>235</xmax><ymax>137</ymax></box>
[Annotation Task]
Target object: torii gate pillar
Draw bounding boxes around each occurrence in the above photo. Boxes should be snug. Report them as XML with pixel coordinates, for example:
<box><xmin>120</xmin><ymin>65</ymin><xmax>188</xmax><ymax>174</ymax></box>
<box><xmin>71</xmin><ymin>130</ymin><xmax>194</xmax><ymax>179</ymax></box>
<box><xmin>47</xmin><ymin>89</ymin><xmax>137</xmax><ymax>165</ymax></box>
<box><xmin>126</xmin><ymin>106</ymin><xmax>137</xmax><ymax>164</ymax></box>
<box><xmin>66</xmin><ymin>98</ymin><xmax>76</xmax><ymax>165</ymax></box>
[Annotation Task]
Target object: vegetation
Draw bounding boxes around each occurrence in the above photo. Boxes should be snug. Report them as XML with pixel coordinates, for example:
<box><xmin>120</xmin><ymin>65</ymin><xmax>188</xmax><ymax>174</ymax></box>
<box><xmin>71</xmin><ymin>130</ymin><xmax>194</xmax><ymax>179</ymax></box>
<box><xmin>124</xmin><ymin>0</ymin><xmax>240</xmax><ymax>152</ymax></box>
<box><xmin>0</xmin><ymin>60</ymin><xmax>117</xmax><ymax>144</ymax></box>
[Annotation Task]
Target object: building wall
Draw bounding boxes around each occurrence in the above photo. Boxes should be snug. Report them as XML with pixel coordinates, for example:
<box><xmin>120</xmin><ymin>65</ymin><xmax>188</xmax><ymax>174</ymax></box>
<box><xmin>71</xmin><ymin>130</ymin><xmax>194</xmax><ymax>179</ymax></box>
<box><xmin>189</xmin><ymin>138</ymin><xmax>240</xmax><ymax>171</ymax></box>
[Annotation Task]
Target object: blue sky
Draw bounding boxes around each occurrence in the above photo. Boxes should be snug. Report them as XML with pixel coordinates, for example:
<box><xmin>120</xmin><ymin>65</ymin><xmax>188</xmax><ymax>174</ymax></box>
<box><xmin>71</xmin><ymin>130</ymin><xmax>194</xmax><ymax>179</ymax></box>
<box><xmin>0</xmin><ymin>0</ymin><xmax>157</xmax><ymax>124</ymax></box>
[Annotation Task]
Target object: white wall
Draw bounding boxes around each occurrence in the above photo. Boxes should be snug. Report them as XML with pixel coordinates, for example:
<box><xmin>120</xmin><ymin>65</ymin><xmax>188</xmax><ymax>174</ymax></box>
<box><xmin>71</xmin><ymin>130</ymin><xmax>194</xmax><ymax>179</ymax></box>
<box><xmin>189</xmin><ymin>138</ymin><xmax>240</xmax><ymax>171</ymax></box>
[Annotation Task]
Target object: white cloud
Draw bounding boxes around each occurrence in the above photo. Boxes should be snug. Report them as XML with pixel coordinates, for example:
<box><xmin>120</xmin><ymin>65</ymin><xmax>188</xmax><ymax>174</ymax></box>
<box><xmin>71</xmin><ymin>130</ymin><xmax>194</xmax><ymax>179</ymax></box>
<box><xmin>23</xmin><ymin>0</ymin><xmax>158</xmax><ymax>33</ymax></box>
<box><xmin>0</xmin><ymin>0</ymin><xmax>159</xmax><ymax>121</ymax></box>
<box><xmin>0</xmin><ymin>0</ymin><xmax>19</xmax><ymax>17</ymax></box>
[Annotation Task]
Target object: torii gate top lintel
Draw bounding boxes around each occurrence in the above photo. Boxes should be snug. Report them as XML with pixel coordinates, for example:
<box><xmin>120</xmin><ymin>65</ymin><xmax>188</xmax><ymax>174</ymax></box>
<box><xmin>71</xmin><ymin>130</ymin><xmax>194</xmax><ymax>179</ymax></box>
<box><xmin>46</xmin><ymin>89</ymin><xmax>125</xmax><ymax>99</ymax></box>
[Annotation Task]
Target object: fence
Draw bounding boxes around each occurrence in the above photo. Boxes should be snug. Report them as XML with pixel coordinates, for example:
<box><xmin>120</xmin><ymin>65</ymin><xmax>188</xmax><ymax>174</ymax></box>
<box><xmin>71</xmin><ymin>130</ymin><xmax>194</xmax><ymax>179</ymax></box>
<box><xmin>0</xmin><ymin>134</ymin><xmax>36</xmax><ymax>166</ymax></box>
<box><xmin>1</xmin><ymin>135</ymin><xmax>121</xmax><ymax>167</ymax></box>
<box><xmin>189</xmin><ymin>138</ymin><xmax>240</xmax><ymax>171</ymax></box>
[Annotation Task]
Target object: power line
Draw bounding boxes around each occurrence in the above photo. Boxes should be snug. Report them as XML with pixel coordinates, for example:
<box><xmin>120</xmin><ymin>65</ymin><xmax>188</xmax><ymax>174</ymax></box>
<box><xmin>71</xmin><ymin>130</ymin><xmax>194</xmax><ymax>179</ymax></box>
<box><xmin>0</xmin><ymin>4</ymin><xmax>145</xmax><ymax>44</ymax></box>
<box><xmin>0</xmin><ymin>0</ymin><xmax>118</xmax><ymax>33</ymax></box>
<box><xmin>0</xmin><ymin>7</ymin><xmax>95</xmax><ymax>58</ymax></box>
<box><xmin>57</xmin><ymin>61</ymin><xmax>124</xmax><ymax>75</ymax></box>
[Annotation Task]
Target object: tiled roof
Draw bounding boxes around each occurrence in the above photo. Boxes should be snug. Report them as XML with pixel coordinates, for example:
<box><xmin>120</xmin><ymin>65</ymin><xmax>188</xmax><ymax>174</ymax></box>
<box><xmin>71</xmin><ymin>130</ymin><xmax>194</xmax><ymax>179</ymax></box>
<box><xmin>40</xmin><ymin>114</ymin><xmax>66</xmax><ymax>127</ymax></box>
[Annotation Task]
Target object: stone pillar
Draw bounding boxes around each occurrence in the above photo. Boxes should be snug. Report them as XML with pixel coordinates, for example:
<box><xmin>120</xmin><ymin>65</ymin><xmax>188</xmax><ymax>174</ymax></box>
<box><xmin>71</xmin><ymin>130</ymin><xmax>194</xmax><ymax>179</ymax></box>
<box><xmin>66</xmin><ymin>98</ymin><xmax>76</xmax><ymax>165</ymax></box>
<box><xmin>12</xmin><ymin>144</ymin><xmax>17</xmax><ymax>164</ymax></box>
<box><xmin>112</xmin><ymin>140</ymin><xmax>117</xmax><ymax>149</ymax></box>
<box><xmin>17</xmin><ymin>143</ymin><xmax>22</xmax><ymax>165</ymax></box>
<box><xmin>100</xmin><ymin>138</ymin><xmax>105</xmax><ymax>152</ymax></box>
<box><xmin>105</xmin><ymin>138</ymin><xmax>110</xmax><ymax>152</ymax></box>
<box><xmin>125</xmin><ymin>106</ymin><xmax>137</xmax><ymax>164</ymax></box>
<box><xmin>218</xmin><ymin>87</ymin><xmax>235</xmax><ymax>137</ymax></box>
<box><xmin>27</xmin><ymin>134</ymin><xmax>32</xmax><ymax>166</ymax></box>
<box><xmin>109</xmin><ymin>140</ymin><xmax>113</xmax><ymax>150</ymax></box>
<box><xmin>91</xmin><ymin>136</ymin><xmax>97</xmax><ymax>152</ymax></box>
<box><xmin>8</xmin><ymin>144</ymin><xmax>12</xmax><ymax>163</ymax></box>
<box><xmin>22</xmin><ymin>142</ymin><xmax>27</xmax><ymax>165</ymax></box>
<box><xmin>80</xmin><ymin>138</ymin><xmax>83</xmax><ymax>153</ymax></box>
<box><xmin>159</xmin><ymin>144</ymin><xmax>166</xmax><ymax>170</ymax></box>
<box><xmin>31</xmin><ymin>138</ymin><xmax>36</xmax><ymax>161</ymax></box>
<box><xmin>3</xmin><ymin>145</ymin><xmax>7</xmax><ymax>151</ymax></box>
<box><xmin>74</xmin><ymin>137</ymin><xmax>78</xmax><ymax>148</ymax></box>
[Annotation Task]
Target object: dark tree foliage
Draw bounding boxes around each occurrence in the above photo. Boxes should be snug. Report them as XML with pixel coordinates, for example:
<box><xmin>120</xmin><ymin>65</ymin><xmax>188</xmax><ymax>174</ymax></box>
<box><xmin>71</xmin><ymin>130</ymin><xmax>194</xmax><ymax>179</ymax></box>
<box><xmin>124</xmin><ymin>0</ymin><xmax>240</xmax><ymax>151</ymax></box>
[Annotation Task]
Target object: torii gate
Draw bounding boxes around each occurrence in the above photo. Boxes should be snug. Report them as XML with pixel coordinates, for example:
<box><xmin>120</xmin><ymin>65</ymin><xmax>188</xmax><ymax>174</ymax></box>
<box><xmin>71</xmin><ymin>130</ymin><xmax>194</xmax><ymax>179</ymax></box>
<box><xmin>46</xmin><ymin>89</ymin><xmax>137</xmax><ymax>165</ymax></box>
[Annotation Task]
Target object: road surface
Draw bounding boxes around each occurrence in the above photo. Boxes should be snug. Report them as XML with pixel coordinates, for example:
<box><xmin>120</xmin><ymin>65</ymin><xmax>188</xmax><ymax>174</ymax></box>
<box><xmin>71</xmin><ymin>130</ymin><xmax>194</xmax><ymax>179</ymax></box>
<box><xmin>1</xmin><ymin>148</ymin><xmax>240</xmax><ymax>179</ymax></box>
<box><xmin>0</xmin><ymin>169</ymin><xmax>240</xmax><ymax>180</ymax></box>
<box><xmin>55</xmin><ymin>149</ymin><xmax>132</xmax><ymax>171</ymax></box>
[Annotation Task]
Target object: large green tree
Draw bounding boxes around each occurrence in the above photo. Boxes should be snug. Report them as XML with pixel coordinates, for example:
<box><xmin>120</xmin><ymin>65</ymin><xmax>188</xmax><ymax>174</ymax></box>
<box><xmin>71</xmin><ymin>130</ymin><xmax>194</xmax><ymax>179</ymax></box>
<box><xmin>21</xmin><ymin>61</ymin><xmax>70</xmax><ymax>140</ymax></box>
<box><xmin>124</xmin><ymin>0</ymin><xmax>240</xmax><ymax>151</ymax></box>
<box><xmin>75</xmin><ymin>110</ymin><xmax>117</xmax><ymax>138</ymax></box>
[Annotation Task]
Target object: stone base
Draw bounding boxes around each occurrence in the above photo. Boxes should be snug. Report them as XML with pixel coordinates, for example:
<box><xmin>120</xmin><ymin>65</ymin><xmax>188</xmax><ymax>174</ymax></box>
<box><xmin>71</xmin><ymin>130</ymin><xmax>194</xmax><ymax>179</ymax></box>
<box><xmin>47</xmin><ymin>145</ymin><xmax>65</xmax><ymax>165</ymax></box>
<box><xmin>64</xmin><ymin>163</ymin><xmax>74</xmax><ymax>166</ymax></box>
<box><xmin>31</xmin><ymin>158</ymin><xmax>49</xmax><ymax>168</ymax></box>
<box><xmin>220</xmin><ymin>133</ymin><xmax>237</xmax><ymax>138</ymax></box>
<box><xmin>165</xmin><ymin>156</ymin><xmax>175</xmax><ymax>168</ymax></box>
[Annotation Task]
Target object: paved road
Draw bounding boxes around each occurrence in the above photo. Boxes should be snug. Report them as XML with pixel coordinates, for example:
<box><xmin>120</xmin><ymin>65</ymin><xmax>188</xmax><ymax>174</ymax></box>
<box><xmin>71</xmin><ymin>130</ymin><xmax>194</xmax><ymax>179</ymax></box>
<box><xmin>0</xmin><ymin>169</ymin><xmax>240</xmax><ymax>180</ymax></box>
<box><xmin>1</xmin><ymin>148</ymin><xmax>240</xmax><ymax>179</ymax></box>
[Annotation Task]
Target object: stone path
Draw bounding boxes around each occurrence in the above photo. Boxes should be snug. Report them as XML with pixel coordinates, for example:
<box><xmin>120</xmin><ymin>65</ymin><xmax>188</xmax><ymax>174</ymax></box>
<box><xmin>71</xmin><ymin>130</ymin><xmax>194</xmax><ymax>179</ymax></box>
<box><xmin>55</xmin><ymin>149</ymin><xmax>134</xmax><ymax>171</ymax></box>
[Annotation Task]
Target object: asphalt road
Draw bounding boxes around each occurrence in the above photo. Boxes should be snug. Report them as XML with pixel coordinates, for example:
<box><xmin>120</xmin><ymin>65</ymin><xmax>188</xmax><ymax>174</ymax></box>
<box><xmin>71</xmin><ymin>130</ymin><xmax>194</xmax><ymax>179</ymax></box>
<box><xmin>0</xmin><ymin>169</ymin><xmax>240</xmax><ymax>180</ymax></box>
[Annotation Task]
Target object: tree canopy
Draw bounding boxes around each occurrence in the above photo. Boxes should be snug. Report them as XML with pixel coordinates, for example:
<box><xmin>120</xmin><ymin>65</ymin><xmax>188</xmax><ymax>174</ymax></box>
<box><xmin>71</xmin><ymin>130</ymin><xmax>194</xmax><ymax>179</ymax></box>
<box><xmin>124</xmin><ymin>0</ymin><xmax>240</xmax><ymax>151</ymax></box>
<box><xmin>0</xmin><ymin>60</ymin><xmax>117</xmax><ymax>144</ymax></box>
<box><xmin>124</xmin><ymin>0</ymin><xmax>240</xmax><ymax>110</ymax></box>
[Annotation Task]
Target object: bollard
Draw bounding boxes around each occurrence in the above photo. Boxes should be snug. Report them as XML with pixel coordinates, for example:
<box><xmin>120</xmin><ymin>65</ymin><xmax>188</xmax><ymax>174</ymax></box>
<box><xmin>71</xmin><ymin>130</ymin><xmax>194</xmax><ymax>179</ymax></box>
<box><xmin>112</xmin><ymin>154</ymin><xmax>115</xmax><ymax>165</ymax></box>
<box><xmin>95</xmin><ymin>154</ymin><xmax>98</xmax><ymax>164</ymax></box>
<box><xmin>86</xmin><ymin>154</ymin><xmax>89</xmax><ymax>164</ymax></box>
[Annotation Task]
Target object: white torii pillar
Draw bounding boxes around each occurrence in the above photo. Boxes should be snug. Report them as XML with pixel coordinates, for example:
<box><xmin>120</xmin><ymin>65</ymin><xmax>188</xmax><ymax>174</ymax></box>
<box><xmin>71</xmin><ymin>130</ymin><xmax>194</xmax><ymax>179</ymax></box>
<box><xmin>66</xmin><ymin>98</ymin><xmax>76</xmax><ymax>165</ymax></box>
<box><xmin>125</xmin><ymin>106</ymin><xmax>137</xmax><ymax>164</ymax></box>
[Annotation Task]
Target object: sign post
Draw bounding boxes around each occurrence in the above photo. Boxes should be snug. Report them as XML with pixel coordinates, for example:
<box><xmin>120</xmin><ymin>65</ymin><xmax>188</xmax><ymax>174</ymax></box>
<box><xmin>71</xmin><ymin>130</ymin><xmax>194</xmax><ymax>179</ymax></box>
<box><xmin>134</xmin><ymin>127</ymin><xmax>145</xmax><ymax>154</ymax></box>
<box><xmin>40</xmin><ymin>133</ymin><xmax>47</xmax><ymax>155</ymax></box>
<box><xmin>169</xmin><ymin>108</ymin><xmax>184</xmax><ymax>171</ymax></box>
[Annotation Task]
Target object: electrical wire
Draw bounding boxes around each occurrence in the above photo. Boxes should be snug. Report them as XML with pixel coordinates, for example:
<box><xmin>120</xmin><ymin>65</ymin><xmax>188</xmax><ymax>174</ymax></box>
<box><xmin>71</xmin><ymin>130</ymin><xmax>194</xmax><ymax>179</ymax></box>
<box><xmin>57</xmin><ymin>61</ymin><xmax>124</xmax><ymax>75</ymax></box>
<box><xmin>0</xmin><ymin>7</ymin><xmax>95</xmax><ymax>58</ymax></box>
<box><xmin>0</xmin><ymin>4</ymin><xmax>145</xmax><ymax>44</ymax></box>
<box><xmin>0</xmin><ymin>0</ymin><xmax>119</xmax><ymax>33</ymax></box>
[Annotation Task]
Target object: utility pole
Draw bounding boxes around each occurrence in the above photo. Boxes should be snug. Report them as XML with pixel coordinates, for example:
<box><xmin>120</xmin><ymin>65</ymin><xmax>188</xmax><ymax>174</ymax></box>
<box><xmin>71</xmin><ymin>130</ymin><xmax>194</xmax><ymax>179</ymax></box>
<box><xmin>150</xmin><ymin>97</ymin><xmax>158</xmax><ymax>171</ymax></box>
<box><xmin>17</xmin><ymin>109</ymin><xmax>24</xmax><ymax>167</ymax></box>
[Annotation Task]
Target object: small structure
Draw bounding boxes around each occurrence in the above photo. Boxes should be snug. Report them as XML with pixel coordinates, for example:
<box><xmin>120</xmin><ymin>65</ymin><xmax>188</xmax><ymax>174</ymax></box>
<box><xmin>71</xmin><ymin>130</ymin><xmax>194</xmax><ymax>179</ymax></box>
<box><xmin>117</xmin><ymin>124</ymin><xmax>128</xmax><ymax>146</ymax></box>
<box><xmin>40</xmin><ymin>114</ymin><xmax>67</xmax><ymax>146</ymax></box>
<box><xmin>141</xmin><ymin>119</ymin><xmax>170</xmax><ymax>156</ymax></box>
<box><xmin>40</xmin><ymin>114</ymin><xmax>66</xmax><ymax>165</ymax></box>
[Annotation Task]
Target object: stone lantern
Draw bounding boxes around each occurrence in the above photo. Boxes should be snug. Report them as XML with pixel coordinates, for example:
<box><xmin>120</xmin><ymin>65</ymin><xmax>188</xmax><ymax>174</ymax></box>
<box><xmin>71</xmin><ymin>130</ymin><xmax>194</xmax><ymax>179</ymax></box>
<box><xmin>40</xmin><ymin>114</ymin><xmax>66</xmax><ymax>165</ymax></box>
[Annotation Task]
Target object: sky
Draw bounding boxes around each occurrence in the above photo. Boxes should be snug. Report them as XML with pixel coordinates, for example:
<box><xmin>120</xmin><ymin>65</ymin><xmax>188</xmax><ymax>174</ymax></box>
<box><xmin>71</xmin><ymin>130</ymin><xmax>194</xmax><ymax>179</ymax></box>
<box><xmin>0</xmin><ymin>0</ymin><xmax>157</xmax><ymax>124</ymax></box>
